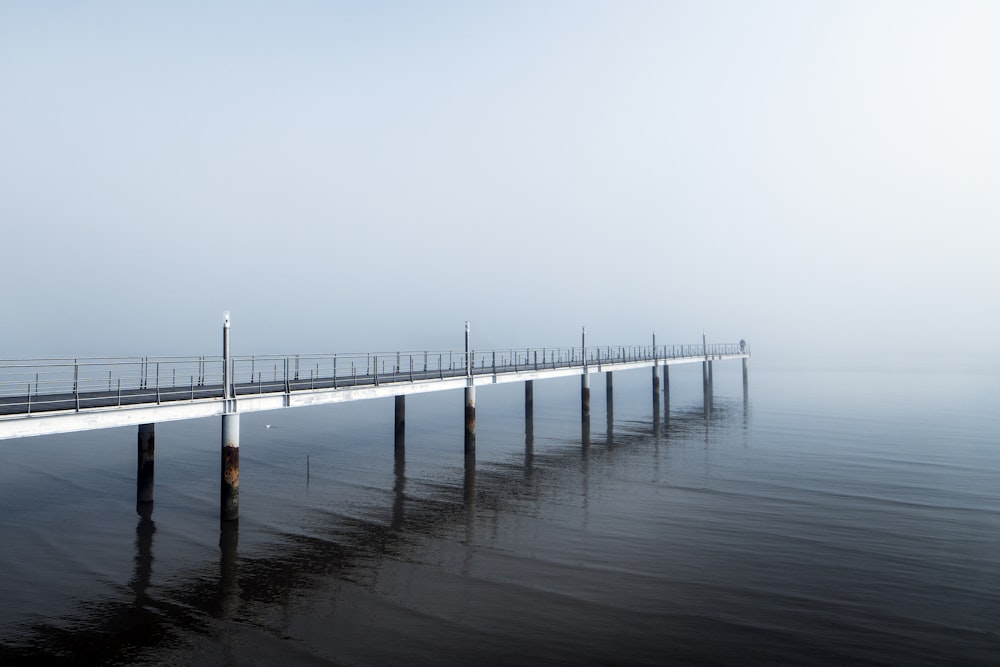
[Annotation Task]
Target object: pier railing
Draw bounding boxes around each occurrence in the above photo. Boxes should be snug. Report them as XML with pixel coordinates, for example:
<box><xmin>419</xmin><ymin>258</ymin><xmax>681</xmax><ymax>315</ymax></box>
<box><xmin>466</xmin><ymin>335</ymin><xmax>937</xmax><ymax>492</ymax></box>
<box><xmin>0</xmin><ymin>343</ymin><xmax>747</xmax><ymax>416</ymax></box>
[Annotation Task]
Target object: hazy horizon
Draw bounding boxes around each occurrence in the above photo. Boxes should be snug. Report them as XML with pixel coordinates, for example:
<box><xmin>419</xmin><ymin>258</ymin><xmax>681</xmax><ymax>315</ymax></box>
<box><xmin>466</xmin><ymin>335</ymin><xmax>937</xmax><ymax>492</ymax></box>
<box><xmin>3</xmin><ymin>2</ymin><xmax>997</xmax><ymax>371</ymax></box>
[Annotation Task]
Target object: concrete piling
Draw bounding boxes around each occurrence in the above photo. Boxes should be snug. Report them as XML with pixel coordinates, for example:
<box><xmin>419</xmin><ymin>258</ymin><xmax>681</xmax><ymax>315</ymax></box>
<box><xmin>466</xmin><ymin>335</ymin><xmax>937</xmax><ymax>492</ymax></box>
<box><xmin>525</xmin><ymin>380</ymin><xmax>534</xmax><ymax>437</ymax></box>
<box><xmin>525</xmin><ymin>380</ymin><xmax>534</xmax><ymax>420</ymax></box>
<box><xmin>464</xmin><ymin>386</ymin><xmax>476</xmax><ymax>454</ymax></box>
<box><xmin>663</xmin><ymin>364</ymin><xmax>670</xmax><ymax>409</ymax></box>
<box><xmin>394</xmin><ymin>395</ymin><xmax>405</xmax><ymax>453</ymax></box>
<box><xmin>605</xmin><ymin>371</ymin><xmax>614</xmax><ymax>442</ymax></box>
<box><xmin>652</xmin><ymin>333</ymin><xmax>660</xmax><ymax>410</ymax></box>
<box><xmin>652</xmin><ymin>365</ymin><xmax>660</xmax><ymax>412</ymax></box>
<box><xmin>221</xmin><ymin>413</ymin><xmax>240</xmax><ymax>521</ymax></box>
<box><xmin>464</xmin><ymin>321</ymin><xmax>475</xmax><ymax>453</ymax></box>
<box><xmin>136</xmin><ymin>423</ymin><xmax>154</xmax><ymax>507</ymax></box>
<box><xmin>220</xmin><ymin>311</ymin><xmax>239</xmax><ymax>521</ymax></box>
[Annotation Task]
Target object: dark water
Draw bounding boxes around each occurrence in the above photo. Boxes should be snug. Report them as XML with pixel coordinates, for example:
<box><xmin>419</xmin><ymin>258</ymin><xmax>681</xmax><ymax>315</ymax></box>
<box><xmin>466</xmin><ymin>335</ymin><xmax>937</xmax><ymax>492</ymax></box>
<box><xmin>1</xmin><ymin>364</ymin><xmax>997</xmax><ymax>665</ymax></box>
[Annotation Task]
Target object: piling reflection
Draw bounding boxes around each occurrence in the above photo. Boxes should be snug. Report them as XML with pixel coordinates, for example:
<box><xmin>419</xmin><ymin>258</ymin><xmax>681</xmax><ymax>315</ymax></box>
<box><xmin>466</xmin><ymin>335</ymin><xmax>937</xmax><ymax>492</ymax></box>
<box><xmin>606</xmin><ymin>402</ymin><xmax>614</xmax><ymax>445</ymax></box>
<box><xmin>131</xmin><ymin>503</ymin><xmax>155</xmax><ymax>607</ymax></box>
<box><xmin>216</xmin><ymin>521</ymin><xmax>240</xmax><ymax>619</ymax></box>
<box><xmin>524</xmin><ymin>419</ymin><xmax>534</xmax><ymax>480</ymax></box>
<box><xmin>393</xmin><ymin>450</ymin><xmax>406</xmax><ymax>530</ymax></box>
<box><xmin>462</xmin><ymin>451</ymin><xmax>477</xmax><ymax>575</ymax></box>
<box><xmin>463</xmin><ymin>452</ymin><xmax>476</xmax><ymax>509</ymax></box>
<box><xmin>663</xmin><ymin>392</ymin><xmax>671</xmax><ymax>436</ymax></box>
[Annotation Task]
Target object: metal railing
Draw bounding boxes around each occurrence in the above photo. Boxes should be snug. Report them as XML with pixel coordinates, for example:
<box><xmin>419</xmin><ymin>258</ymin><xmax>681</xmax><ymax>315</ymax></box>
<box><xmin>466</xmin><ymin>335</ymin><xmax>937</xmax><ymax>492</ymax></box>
<box><xmin>0</xmin><ymin>342</ymin><xmax>748</xmax><ymax>416</ymax></box>
<box><xmin>0</xmin><ymin>356</ymin><xmax>224</xmax><ymax>414</ymax></box>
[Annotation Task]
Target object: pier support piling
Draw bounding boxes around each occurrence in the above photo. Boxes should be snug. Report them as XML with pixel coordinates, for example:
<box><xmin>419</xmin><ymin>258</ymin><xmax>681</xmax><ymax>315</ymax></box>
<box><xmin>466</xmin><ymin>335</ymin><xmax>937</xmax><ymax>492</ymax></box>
<box><xmin>464</xmin><ymin>386</ymin><xmax>476</xmax><ymax>454</ymax></box>
<box><xmin>605</xmin><ymin>371</ymin><xmax>614</xmax><ymax>420</ymax></box>
<box><xmin>663</xmin><ymin>363</ymin><xmax>670</xmax><ymax>405</ymax></box>
<box><xmin>464</xmin><ymin>321</ymin><xmax>475</xmax><ymax>454</ymax></box>
<box><xmin>742</xmin><ymin>357</ymin><xmax>749</xmax><ymax>391</ymax></box>
<box><xmin>702</xmin><ymin>359</ymin><xmax>712</xmax><ymax>418</ymax></box>
<box><xmin>136</xmin><ymin>423</ymin><xmax>154</xmax><ymax>507</ymax></box>
<box><xmin>525</xmin><ymin>380</ymin><xmax>534</xmax><ymax>435</ymax></box>
<box><xmin>652</xmin><ymin>365</ymin><xmax>661</xmax><ymax>412</ymax></box>
<box><xmin>221</xmin><ymin>413</ymin><xmax>240</xmax><ymax>521</ymax></box>
<box><xmin>220</xmin><ymin>311</ymin><xmax>240</xmax><ymax>522</ymax></box>
<box><xmin>394</xmin><ymin>395</ymin><xmax>405</xmax><ymax>453</ymax></box>
<box><xmin>652</xmin><ymin>333</ymin><xmax>660</xmax><ymax>411</ymax></box>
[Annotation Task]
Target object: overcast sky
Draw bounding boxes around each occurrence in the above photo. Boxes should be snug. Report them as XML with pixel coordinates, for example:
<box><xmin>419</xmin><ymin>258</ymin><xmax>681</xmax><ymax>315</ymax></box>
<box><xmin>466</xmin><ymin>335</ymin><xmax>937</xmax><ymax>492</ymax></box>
<box><xmin>2</xmin><ymin>1</ymin><xmax>997</xmax><ymax>369</ymax></box>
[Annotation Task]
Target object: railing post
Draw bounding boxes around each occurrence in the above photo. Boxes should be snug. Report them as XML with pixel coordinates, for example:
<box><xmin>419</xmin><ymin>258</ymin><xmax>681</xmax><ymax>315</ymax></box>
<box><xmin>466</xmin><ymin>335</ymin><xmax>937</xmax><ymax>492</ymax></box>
<box><xmin>465</xmin><ymin>321</ymin><xmax>471</xmax><ymax>378</ymax></box>
<box><xmin>223</xmin><ymin>313</ymin><xmax>231</xmax><ymax>402</ymax></box>
<box><xmin>74</xmin><ymin>360</ymin><xmax>80</xmax><ymax>411</ymax></box>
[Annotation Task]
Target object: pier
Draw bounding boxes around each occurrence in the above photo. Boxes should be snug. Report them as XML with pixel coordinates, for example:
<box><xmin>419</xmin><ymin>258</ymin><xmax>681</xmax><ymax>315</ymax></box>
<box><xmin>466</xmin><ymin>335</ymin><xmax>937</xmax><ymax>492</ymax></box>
<box><xmin>0</xmin><ymin>315</ymin><xmax>749</xmax><ymax>520</ymax></box>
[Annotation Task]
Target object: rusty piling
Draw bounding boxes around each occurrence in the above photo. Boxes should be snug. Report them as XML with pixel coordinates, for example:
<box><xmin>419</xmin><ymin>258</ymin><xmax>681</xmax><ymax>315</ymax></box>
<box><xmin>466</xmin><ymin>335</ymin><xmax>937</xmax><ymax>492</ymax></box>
<box><xmin>221</xmin><ymin>413</ymin><xmax>240</xmax><ymax>521</ymax></box>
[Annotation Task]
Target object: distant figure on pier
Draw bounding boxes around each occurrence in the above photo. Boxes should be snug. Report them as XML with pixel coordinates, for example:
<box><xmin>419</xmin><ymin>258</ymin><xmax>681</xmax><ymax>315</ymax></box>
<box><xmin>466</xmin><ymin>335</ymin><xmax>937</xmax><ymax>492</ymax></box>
<box><xmin>739</xmin><ymin>339</ymin><xmax>746</xmax><ymax>353</ymax></box>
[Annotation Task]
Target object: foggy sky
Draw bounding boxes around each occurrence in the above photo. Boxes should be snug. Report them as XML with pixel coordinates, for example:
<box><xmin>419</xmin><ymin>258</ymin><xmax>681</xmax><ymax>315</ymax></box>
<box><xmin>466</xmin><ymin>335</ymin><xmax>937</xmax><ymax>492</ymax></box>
<box><xmin>2</xmin><ymin>1</ymin><xmax>997</xmax><ymax>370</ymax></box>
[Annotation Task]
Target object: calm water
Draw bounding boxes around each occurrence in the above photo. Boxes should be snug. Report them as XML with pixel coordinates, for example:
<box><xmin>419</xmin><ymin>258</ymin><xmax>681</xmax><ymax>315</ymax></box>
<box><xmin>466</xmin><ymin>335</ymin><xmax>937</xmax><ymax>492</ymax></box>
<box><xmin>0</xmin><ymin>364</ymin><xmax>997</xmax><ymax>665</ymax></box>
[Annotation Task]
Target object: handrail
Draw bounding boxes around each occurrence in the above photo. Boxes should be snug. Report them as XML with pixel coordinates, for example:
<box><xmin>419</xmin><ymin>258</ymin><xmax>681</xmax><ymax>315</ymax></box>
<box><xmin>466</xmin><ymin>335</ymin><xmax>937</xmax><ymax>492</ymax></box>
<box><xmin>0</xmin><ymin>342</ymin><xmax>749</xmax><ymax>411</ymax></box>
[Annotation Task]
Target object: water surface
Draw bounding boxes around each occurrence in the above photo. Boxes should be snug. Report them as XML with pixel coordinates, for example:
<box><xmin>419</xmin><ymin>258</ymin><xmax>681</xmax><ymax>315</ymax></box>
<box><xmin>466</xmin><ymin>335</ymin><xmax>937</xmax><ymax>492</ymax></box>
<box><xmin>1</xmin><ymin>364</ymin><xmax>997</xmax><ymax>665</ymax></box>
